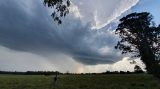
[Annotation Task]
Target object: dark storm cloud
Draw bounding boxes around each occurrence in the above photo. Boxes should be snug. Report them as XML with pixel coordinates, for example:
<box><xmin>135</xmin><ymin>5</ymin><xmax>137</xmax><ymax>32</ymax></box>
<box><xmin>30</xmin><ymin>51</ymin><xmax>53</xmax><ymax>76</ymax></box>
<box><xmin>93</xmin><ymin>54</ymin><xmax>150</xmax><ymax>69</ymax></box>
<box><xmin>0</xmin><ymin>0</ymin><xmax>122</xmax><ymax>65</ymax></box>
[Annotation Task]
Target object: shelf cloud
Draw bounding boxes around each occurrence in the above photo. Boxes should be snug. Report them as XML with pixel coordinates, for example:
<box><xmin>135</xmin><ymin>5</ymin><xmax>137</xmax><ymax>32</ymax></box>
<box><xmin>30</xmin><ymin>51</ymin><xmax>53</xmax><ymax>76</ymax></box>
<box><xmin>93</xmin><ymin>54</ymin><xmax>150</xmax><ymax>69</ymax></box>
<box><xmin>0</xmin><ymin>0</ymin><xmax>141</xmax><ymax>72</ymax></box>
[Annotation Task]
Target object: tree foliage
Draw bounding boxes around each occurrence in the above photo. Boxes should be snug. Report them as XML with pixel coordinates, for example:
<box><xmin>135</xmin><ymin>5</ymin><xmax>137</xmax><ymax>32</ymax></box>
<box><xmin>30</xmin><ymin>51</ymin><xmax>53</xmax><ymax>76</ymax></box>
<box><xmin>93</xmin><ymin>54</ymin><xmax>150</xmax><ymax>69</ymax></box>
<box><xmin>134</xmin><ymin>65</ymin><xmax>143</xmax><ymax>73</ymax></box>
<box><xmin>115</xmin><ymin>12</ymin><xmax>160</xmax><ymax>77</ymax></box>
<box><xmin>44</xmin><ymin>0</ymin><xmax>70</xmax><ymax>24</ymax></box>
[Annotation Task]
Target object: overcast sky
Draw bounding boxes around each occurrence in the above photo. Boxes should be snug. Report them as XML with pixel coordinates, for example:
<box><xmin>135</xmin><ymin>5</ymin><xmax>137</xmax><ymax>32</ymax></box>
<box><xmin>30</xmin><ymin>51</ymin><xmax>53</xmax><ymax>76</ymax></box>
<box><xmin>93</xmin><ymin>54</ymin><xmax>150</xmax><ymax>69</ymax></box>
<box><xmin>0</xmin><ymin>0</ymin><xmax>159</xmax><ymax>73</ymax></box>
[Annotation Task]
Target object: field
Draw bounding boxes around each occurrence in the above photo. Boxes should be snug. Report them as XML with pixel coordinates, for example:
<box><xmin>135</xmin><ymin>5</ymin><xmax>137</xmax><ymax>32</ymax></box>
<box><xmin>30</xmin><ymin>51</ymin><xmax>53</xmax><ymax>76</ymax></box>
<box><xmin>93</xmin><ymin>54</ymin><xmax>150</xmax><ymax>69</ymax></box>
<box><xmin>0</xmin><ymin>74</ymin><xmax>160</xmax><ymax>89</ymax></box>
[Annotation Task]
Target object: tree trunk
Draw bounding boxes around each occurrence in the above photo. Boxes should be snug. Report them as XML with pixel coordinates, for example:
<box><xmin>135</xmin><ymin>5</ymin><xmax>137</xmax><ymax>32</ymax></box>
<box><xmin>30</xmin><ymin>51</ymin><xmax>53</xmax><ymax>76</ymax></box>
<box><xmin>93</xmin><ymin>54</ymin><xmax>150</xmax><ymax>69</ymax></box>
<box><xmin>139</xmin><ymin>39</ymin><xmax>160</xmax><ymax>78</ymax></box>
<box><xmin>139</xmin><ymin>39</ymin><xmax>156</xmax><ymax>73</ymax></box>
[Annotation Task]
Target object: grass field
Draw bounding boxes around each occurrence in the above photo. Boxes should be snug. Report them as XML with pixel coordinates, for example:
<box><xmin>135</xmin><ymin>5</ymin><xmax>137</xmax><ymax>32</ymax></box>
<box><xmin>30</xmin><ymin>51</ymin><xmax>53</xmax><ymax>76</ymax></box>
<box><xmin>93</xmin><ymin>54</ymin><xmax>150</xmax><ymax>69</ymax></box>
<box><xmin>0</xmin><ymin>74</ymin><xmax>160</xmax><ymax>89</ymax></box>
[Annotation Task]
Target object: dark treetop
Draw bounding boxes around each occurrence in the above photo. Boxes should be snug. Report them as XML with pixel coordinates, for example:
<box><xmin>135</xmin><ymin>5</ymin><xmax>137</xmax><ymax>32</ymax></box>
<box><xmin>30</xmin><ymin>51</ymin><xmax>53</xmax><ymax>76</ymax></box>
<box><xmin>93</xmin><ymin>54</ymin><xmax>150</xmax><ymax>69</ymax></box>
<box><xmin>44</xmin><ymin>0</ymin><xmax>70</xmax><ymax>24</ymax></box>
<box><xmin>115</xmin><ymin>12</ymin><xmax>160</xmax><ymax>77</ymax></box>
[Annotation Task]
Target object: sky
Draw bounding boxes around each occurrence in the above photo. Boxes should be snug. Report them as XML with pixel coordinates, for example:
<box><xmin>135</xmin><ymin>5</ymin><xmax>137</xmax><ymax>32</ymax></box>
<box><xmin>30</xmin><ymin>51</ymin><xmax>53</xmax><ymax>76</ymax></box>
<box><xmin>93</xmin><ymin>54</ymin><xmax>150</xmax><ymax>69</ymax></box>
<box><xmin>0</xmin><ymin>0</ymin><xmax>159</xmax><ymax>73</ymax></box>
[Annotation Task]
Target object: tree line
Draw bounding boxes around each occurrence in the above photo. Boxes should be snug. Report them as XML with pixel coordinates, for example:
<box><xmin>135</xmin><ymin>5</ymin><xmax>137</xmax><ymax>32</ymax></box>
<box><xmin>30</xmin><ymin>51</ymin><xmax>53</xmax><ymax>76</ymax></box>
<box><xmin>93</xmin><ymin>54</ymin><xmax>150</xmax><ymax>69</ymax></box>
<box><xmin>0</xmin><ymin>71</ymin><xmax>61</xmax><ymax>75</ymax></box>
<box><xmin>0</xmin><ymin>65</ymin><xmax>144</xmax><ymax>75</ymax></box>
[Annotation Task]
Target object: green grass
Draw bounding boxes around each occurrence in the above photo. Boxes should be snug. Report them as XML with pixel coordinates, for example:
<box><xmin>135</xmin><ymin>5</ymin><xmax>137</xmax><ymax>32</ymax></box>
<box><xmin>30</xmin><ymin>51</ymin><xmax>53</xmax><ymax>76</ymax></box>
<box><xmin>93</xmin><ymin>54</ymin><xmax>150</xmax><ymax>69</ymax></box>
<box><xmin>0</xmin><ymin>74</ymin><xmax>160</xmax><ymax>89</ymax></box>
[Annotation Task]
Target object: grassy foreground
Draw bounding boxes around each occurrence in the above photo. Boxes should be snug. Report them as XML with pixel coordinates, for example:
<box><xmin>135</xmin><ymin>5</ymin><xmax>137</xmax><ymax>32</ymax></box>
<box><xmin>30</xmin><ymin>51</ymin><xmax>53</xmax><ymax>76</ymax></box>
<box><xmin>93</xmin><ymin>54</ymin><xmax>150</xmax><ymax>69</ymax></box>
<box><xmin>0</xmin><ymin>74</ymin><xmax>160</xmax><ymax>89</ymax></box>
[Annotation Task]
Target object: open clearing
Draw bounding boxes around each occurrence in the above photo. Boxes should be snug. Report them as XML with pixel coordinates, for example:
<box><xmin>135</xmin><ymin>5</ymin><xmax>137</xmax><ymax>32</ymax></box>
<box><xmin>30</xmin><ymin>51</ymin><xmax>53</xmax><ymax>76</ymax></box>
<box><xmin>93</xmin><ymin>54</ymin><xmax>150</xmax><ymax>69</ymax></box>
<box><xmin>0</xmin><ymin>74</ymin><xmax>160</xmax><ymax>89</ymax></box>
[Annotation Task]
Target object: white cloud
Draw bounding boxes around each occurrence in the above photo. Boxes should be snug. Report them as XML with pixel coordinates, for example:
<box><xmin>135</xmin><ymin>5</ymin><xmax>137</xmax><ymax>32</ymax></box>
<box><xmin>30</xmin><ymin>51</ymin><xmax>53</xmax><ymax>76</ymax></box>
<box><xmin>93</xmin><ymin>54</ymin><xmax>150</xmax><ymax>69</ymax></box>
<box><xmin>69</xmin><ymin>3</ymin><xmax>83</xmax><ymax>19</ymax></box>
<box><xmin>71</xmin><ymin>57</ymin><xmax>145</xmax><ymax>73</ymax></box>
<box><xmin>109</xmin><ymin>57</ymin><xmax>145</xmax><ymax>72</ymax></box>
<box><xmin>71</xmin><ymin>0</ymin><xmax>140</xmax><ymax>29</ymax></box>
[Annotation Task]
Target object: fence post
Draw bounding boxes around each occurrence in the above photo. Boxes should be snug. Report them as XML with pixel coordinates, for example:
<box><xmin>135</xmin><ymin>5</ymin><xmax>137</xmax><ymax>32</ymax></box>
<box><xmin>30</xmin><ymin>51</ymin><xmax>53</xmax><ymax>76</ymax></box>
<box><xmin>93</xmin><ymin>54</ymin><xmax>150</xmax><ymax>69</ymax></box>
<box><xmin>54</xmin><ymin>71</ymin><xmax>58</xmax><ymax>89</ymax></box>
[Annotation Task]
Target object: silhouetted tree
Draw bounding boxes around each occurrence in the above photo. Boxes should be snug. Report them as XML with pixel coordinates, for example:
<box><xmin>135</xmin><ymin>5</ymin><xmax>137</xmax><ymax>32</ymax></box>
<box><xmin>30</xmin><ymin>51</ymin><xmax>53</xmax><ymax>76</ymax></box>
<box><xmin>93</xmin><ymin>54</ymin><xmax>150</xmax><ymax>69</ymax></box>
<box><xmin>115</xmin><ymin>12</ymin><xmax>160</xmax><ymax>77</ymax></box>
<box><xmin>134</xmin><ymin>65</ymin><xmax>143</xmax><ymax>73</ymax></box>
<box><xmin>44</xmin><ymin>0</ymin><xmax>70</xmax><ymax>24</ymax></box>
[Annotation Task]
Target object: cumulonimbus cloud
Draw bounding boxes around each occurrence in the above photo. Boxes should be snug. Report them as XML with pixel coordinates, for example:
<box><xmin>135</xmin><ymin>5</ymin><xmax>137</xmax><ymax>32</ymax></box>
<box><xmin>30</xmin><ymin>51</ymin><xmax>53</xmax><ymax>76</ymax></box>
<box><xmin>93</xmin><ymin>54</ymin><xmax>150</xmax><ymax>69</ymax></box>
<box><xmin>0</xmin><ymin>0</ymin><xmax>140</xmax><ymax>71</ymax></box>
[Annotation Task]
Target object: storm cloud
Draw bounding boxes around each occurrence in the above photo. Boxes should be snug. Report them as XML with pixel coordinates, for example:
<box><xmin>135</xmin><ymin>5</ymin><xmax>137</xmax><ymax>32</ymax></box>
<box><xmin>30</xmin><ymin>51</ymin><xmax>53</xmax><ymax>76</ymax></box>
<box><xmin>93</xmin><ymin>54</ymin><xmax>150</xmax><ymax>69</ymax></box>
<box><xmin>0</xmin><ymin>0</ymin><xmax>144</xmax><ymax>72</ymax></box>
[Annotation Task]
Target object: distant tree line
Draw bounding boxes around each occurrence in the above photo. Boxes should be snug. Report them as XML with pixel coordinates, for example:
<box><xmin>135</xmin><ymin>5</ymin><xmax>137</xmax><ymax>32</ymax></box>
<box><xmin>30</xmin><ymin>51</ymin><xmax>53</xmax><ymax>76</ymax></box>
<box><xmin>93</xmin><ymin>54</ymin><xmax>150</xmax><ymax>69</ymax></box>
<box><xmin>102</xmin><ymin>71</ymin><xmax>144</xmax><ymax>74</ymax></box>
<box><xmin>0</xmin><ymin>66</ymin><xmax>144</xmax><ymax>75</ymax></box>
<box><xmin>0</xmin><ymin>71</ymin><xmax>62</xmax><ymax>75</ymax></box>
